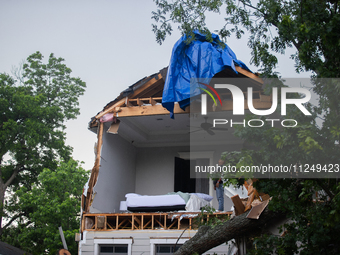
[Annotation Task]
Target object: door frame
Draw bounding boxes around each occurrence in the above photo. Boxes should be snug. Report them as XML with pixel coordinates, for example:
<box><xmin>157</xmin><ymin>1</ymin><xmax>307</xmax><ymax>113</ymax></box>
<box><xmin>177</xmin><ymin>151</ymin><xmax>215</xmax><ymax>198</ymax></box>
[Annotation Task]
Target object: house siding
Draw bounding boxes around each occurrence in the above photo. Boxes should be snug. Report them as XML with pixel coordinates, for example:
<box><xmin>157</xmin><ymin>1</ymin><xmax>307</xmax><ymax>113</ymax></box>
<box><xmin>79</xmin><ymin>230</ymin><xmax>232</xmax><ymax>255</ymax></box>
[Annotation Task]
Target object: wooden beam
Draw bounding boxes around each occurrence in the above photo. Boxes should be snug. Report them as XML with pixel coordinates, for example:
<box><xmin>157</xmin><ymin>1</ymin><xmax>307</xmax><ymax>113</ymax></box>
<box><xmin>116</xmin><ymin>103</ymin><xmax>189</xmax><ymax>117</ymax></box>
<box><xmin>130</xmin><ymin>74</ymin><xmax>163</xmax><ymax>98</ymax></box>
<box><xmin>235</xmin><ymin>66</ymin><xmax>263</xmax><ymax>84</ymax></box>
<box><xmin>95</xmin><ymin>75</ymin><xmax>162</xmax><ymax>120</ymax></box>
<box><xmin>96</xmin><ymin>97</ymin><xmax>126</xmax><ymax>119</ymax></box>
<box><xmin>113</xmin><ymin>98</ymin><xmax>273</xmax><ymax>117</ymax></box>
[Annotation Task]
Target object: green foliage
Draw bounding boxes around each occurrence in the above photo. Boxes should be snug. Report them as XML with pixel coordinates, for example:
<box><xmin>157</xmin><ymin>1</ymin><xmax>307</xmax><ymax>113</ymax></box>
<box><xmin>2</xmin><ymin>159</ymin><xmax>89</xmax><ymax>255</ymax></box>
<box><xmin>0</xmin><ymin>52</ymin><xmax>86</xmax><ymax>252</ymax></box>
<box><xmin>152</xmin><ymin>0</ymin><xmax>340</xmax><ymax>78</ymax></box>
<box><xmin>194</xmin><ymin>206</ymin><xmax>230</xmax><ymax>228</ymax></box>
<box><xmin>152</xmin><ymin>1</ymin><xmax>340</xmax><ymax>254</ymax></box>
<box><xmin>0</xmin><ymin>51</ymin><xmax>86</xmax><ymax>190</ymax></box>
<box><xmin>0</xmin><ymin>51</ymin><xmax>85</xmax><ymax>229</ymax></box>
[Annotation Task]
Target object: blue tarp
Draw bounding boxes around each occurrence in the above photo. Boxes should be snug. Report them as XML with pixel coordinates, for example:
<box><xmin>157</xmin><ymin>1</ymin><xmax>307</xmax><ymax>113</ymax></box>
<box><xmin>162</xmin><ymin>31</ymin><xmax>252</xmax><ymax>118</ymax></box>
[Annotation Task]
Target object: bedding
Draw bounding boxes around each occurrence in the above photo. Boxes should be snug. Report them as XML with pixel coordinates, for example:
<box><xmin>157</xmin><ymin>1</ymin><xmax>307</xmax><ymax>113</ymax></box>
<box><xmin>125</xmin><ymin>192</ymin><xmax>212</xmax><ymax>212</ymax></box>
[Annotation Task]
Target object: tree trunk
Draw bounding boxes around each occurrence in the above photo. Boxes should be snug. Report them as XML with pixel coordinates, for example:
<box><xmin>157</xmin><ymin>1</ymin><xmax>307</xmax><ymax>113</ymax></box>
<box><xmin>0</xmin><ymin>181</ymin><xmax>5</xmax><ymax>236</ymax></box>
<box><xmin>174</xmin><ymin>208</ymin><xmax>285</xmax><ymax>255</ymax></box>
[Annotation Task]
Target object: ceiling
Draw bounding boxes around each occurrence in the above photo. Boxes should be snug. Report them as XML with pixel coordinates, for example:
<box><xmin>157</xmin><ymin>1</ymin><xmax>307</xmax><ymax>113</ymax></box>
<box><xmin>112</xmin><ymin>110</ymin><xmax>246</xmax><ymax>148</ymax></box>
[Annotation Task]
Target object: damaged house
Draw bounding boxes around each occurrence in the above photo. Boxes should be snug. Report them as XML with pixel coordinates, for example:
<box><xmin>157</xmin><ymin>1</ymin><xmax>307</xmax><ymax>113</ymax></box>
<box><xmin>78</xmin><ymin>31</ymin><xmax>273</xmax><ymax>255</ymax></box>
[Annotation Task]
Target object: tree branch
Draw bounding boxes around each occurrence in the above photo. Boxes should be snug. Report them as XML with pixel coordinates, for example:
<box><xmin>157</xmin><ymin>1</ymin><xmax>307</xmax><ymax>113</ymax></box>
<box><xmin>2</xmin><ymin>212</ymin><xmax>25</xmax><ymax>230</ymax></box>
<box><xmin>4</xmin><ymin>166</ymin><xmax>22</xmax><ymax>189</ymax></box>
<box><xmin>174</xmin><ymin>208</ymin><xmax>285</xmax><ymax>255</ymax></box>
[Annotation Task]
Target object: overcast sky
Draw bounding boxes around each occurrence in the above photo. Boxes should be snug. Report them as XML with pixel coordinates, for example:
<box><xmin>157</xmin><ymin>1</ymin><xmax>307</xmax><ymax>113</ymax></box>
<box><xmin>1</xmin><ymin>1</ymin><xmax>311</xmax><ymax>170</ymax></box>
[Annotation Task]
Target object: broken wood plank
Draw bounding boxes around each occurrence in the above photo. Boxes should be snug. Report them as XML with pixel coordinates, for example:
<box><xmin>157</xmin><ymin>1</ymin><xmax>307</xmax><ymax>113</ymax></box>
<box><xmin>85</xmin><ymin>121</ymin><xmax>104</xmax><ymax>212</ymax></box>
<box><xmin>259</xmin><ymin>193</ymin><xmax>270</xmax><ymax>201</ymax></box>
<box><xmin>231</xmin><ymin>195</ymin><xmax>246</xmax><ymax>216</ymax></box>
<box><xmin>116</xmin><ymin>103</ymin><xmax>189</xmax><ymax>117</ymax></box>
<box><xmin>247</xmin><ymin>199</ymin><xmax>270</xmax><ymax>219</ymax></box>
<box><xmin>235</xmin><ymin>66</ymin><xmax>263</xmax><ymax>84</ymax></box>
<box><xmin>245</xmin><ymin>191</ymin><xmax>255</xmax><ymax>212</ymax></box>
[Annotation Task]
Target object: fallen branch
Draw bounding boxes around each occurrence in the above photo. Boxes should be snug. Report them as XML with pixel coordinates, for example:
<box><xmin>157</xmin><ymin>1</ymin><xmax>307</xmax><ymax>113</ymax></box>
<box><xmin>174</xmin><ymin>208</ymin><xmax>285</xmax><ymax>255</ymax></box>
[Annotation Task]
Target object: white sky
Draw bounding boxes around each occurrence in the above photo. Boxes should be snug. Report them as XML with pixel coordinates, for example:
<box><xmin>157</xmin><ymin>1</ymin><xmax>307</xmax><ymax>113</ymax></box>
<box><xmin>0</xmin><ymin>0</ymin><xmax>310</xmax><ymax>170</ymax></box>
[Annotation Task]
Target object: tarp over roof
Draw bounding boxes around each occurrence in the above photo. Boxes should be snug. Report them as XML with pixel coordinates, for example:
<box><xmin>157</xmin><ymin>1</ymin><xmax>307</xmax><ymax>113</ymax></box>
<box><xmin>162</xmin><ymin>30</ymin><xmax>252</xmax><ymax>118</ymax></box>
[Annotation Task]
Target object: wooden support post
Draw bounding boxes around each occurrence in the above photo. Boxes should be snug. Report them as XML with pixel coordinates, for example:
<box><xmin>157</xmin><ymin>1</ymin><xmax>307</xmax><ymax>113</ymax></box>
<box><xmin>116</xmin><ymin>215</ymin><xmax>119</xmax><ymax>230</ymax></box>
<box><xmin>150</xmin><ymin>97</ymin><xmax>156</xmax><ymax>106</ymax></box>
<box><xmin>137</xmin><ymin>98</ymin><xmax>143</xmax><ymax>106</ymax></box>
<box><xmin>152</xmin><ymin>215</ymin><xmax>154</xmax><ymax>230</ymax></box>
<box><xmin>164</xmin><ymin>215</ymin><xmax>167</xmax><ymax>230</ymax></box>
<box><xmin>125</xmin><ymin>97</ymin><xmax>132</xmax><ymax>107</ymax></box>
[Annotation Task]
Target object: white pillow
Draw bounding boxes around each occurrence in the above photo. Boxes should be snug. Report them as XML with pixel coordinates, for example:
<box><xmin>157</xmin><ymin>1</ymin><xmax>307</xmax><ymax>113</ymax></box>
<box><xmin>125</xmin><ymin>193</ymin><xmax>141</xmax><ymax>198</ymax></box>
<box><xmin>192</xmin><ymin>193</ymin><xmax>213</xmax><ymax>202</ymax></box>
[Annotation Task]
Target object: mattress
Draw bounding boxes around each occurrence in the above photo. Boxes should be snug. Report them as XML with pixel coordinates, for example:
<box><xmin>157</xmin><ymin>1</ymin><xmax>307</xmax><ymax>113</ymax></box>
<box><xmin>125</xmin><ymin>192</ymin><xmax>212</xmax><ymax>212</ymax></box>
<box><xmin>126</xmin><ymin>194</ymin><xmax>186</xmax><ymax>212</ymax></box>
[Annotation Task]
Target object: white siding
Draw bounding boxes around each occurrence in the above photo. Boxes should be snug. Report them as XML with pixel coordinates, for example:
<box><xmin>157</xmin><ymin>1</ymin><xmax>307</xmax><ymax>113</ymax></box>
<box><xmin>79</xmin><ymin>230</ymin><xmax>232</xmax><ymax>255</ymax></box>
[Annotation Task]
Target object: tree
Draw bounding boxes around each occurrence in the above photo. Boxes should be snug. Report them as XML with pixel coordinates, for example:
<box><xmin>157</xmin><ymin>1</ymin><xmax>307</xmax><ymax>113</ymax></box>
<box><xmin>2</xmin><ymin>159</ymin><xmax>89</xmax><ymax>254</ymax></box>
<box><xmin>152</xmin><ymin>1</ymin><xmax>340</xmax><ymax>254</ymax></box>
<box><xmin>0</xmin><ymin>51</ymin><xmax>86</xmax><ymax>235</ymax></box>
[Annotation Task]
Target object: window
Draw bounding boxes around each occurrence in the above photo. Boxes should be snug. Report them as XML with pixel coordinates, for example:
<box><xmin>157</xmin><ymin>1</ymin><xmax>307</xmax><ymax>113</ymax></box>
<box><xmin>155</xmin><ymin>244</ymin><xmax>182</xmax><ymax>254</ymax></box>
<box><xmin>94</xmin><ymin>238</ymin><xmax>132</xmax><ymax>255</ymax></box>
<box><xmin>99</xmin><ymin>244</ymin><xmax>128</xmax><ymax>254</ymax></box>
<box><xmin>150</xmin><ymin>238</ymin><xmax>188</xmax><ymax>255</ymax></box>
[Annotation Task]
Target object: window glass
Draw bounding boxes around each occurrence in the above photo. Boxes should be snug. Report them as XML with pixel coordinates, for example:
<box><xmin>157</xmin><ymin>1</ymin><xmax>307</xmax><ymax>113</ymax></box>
<box><xmin>155</xmin><ymin>244</ymin><xmax>182</xmax><ymax>255</ymax></box>
<box><xmin>99</xmin><ymin>244</ymin><xmax>128</xmax><ymax>255</ymax></box>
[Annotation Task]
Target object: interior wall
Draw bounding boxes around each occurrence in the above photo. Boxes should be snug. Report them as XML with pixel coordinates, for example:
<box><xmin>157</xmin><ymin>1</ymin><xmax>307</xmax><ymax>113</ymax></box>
<box><xmin>135</xmin><ymin>146</ymin><xmax>189</xmax><ymax>195</ymax></box>
<box><xmin>190</xmin><ymin>143</ymin><xmax>245</xmax><ymax>212</ymax></box>
<box><xmin>91</xmin><ymin>128</ymin><xmax>136</xmax><ymax>213</ymax></box>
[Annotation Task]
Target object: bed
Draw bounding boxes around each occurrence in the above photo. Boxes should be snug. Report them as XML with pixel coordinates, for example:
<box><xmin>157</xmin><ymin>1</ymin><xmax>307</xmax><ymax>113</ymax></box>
<box><xmin>124</xmin><ymin>192</ymin><xmax>213</xmax><ymax>212</ymax></box>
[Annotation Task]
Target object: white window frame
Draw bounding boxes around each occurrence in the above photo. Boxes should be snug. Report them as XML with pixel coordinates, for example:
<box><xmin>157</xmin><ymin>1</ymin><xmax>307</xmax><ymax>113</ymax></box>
<box><xmin>94</xmin><ymin>238</ymin><xmax>132</xmax><ymax>255</ymax></box>
<box><xmin>150</xmin><ymin>238</ymin><xmax>189</xmax><ymax>255</ymax></box>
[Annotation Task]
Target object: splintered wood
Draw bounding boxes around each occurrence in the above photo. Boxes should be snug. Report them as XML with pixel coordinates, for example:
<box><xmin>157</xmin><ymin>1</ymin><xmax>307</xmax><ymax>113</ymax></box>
<box><xmin>230</xmin><ymin>179</ymin><xmax>271</xmax><ymax>218</ymax></box>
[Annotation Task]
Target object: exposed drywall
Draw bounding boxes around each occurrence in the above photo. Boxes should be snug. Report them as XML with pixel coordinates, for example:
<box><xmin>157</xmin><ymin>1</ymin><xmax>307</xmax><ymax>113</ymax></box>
<box><xmin>91</xmin><ymin>125</ymin><xmax>137</xmax><ymax>213</ymax></box>
<box><xmin>134</xmin><ymin>143</ymin><xmax>244</xmax><ymax>212</ymax></box>
<box><xmin>135</xmin><ymin>146</ymin><xmax>190</xmax><ymax>195</ymax></box>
